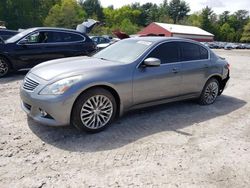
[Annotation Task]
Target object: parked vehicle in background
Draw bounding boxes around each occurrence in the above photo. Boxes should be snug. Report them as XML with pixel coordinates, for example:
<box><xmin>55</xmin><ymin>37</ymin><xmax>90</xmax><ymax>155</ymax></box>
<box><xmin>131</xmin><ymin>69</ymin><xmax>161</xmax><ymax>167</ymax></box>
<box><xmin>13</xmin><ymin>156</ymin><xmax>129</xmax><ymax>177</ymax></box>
<box><xmin>0</xmin><ymin>29</ymin><xmax>19</xmax><ymax>41</ymax></box>
<box><xmin>102</xmin><ymin>35</ymin><xmax>113</xmax><ymax>40</ymax></box>
<box><xmin>204</xmin><ymin>41</ymin><xmax>249</xmax><ymax>50</ymax></box>
<box><xmin>218</xmin><ymin>42</ymin><xmax>226</xmax><ymax>49</ymax></box>
<box><xmin>0</xmin><ymin>27</ymin><xmax>97</xmax><ymax>77</ymax></box>
<box><xmin>90</xmin><ymin>36</ymin><xmax>113</xmax><ymax>50</ymax></box>
<box><xmin>236</xmin><ymin>44</ymin><xmax>246</xmax><ymax>49</ymax></box>
<box><xmin>224</xmin><ymin>43</ymin><xmax>234</xmax><ymax>50</ymax></box>
<box><xmin>90</xmin><ymin>36</ymin><xmax>111</xmax><ymax>45</ymax></box>
<box><xmin>207</xmin><ymin>42</ymin><xmax>220</xmax><ymax>49</ymax></box>
<box><xmin>20</xmin><ymin>37</ymin><xmax>230</xmax><ymax>133</ymax></box>
<box><xmin>245</xmin><ymin>44</ymin><xmax>250</xmax><ymax>49</ymax></box>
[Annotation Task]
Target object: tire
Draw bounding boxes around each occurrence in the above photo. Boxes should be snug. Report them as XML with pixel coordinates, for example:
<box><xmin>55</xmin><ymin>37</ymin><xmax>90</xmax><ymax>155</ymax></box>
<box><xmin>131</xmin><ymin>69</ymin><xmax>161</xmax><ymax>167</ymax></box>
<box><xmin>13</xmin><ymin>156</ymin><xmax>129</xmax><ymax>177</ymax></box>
<box><xmin>71</xmin><ymin>88</ymin><xmax>117</xmax><ymax>133</ymax></box>
<box><xmin>0</xmin><ymin>56</ymin><xmax>10</xmax><ymax>77</ymax></box>
<box><xmin>199</xmin><ymin>78</ymin><xmax>219</xmax><ymax>105</ymax></box>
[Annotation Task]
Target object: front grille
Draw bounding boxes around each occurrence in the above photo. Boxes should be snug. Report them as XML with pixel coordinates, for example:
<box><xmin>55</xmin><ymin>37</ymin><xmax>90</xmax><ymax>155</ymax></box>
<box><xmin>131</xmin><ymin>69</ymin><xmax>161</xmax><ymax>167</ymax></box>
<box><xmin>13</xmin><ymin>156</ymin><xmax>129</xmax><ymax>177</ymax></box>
<box><xmin>23</xmin><ymin>77</ymin><xmax>39</xmax><ymax>91</ymax></box>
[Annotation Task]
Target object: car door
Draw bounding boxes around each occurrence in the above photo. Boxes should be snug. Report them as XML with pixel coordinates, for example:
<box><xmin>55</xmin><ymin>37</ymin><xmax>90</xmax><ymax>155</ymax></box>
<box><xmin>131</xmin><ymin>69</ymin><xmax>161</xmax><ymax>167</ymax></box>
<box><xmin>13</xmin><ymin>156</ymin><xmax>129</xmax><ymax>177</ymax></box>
<box><xmin>14</xmin><ymin>31</ymin><xmax>49</xmax><ymax>67</ymax></box>
<box><xmin>133</xmin><ymin>42</ymin><xmax>182</xmax><ymax>105</ymax></box>
<box><xmin>45</xmin><ymin>31</ymin><xmax>88</xmax><ymax>57</ymax></box>
<box><xmin>178</xmin><ymin>42</ymin><xmax>210</xmax><ymax>95</ymax></box>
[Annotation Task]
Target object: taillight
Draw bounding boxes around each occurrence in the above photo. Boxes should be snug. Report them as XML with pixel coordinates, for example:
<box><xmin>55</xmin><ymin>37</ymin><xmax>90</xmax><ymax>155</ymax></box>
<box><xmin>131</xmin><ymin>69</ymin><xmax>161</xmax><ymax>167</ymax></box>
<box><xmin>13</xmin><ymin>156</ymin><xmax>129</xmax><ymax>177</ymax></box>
<box><xmin>227</xmin><ymin>63</ymin><xmax>230</xmax><ymax>70</ymax></box>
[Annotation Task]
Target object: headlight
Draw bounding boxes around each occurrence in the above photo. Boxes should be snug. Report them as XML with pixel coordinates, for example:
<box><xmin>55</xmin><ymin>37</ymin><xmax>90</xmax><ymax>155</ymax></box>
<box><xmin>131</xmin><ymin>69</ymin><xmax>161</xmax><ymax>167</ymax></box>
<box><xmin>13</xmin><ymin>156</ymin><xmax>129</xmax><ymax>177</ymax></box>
<box><xmin>39</xmin><ymin>75</ymin><xmax>82</xmax><ymax>95</ymax></box>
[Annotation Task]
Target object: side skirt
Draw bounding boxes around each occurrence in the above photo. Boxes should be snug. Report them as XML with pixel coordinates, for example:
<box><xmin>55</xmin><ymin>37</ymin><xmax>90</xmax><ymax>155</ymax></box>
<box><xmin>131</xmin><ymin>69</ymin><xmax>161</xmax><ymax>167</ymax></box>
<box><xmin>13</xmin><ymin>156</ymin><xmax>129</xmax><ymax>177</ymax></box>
<box><xmin>128</xmin><ymin>93</ymin><xmax>200</xmax><ymax>111</ymax></box>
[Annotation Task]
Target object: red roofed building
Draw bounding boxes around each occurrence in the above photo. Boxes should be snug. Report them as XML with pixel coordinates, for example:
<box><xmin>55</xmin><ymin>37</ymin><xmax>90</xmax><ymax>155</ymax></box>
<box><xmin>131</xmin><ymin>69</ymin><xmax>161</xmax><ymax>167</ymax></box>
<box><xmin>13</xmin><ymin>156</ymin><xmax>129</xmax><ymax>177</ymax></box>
<box><xmin>138</xmin><ymin>22</ymin><xmax>214</xmax><ymax>42</ymax></box>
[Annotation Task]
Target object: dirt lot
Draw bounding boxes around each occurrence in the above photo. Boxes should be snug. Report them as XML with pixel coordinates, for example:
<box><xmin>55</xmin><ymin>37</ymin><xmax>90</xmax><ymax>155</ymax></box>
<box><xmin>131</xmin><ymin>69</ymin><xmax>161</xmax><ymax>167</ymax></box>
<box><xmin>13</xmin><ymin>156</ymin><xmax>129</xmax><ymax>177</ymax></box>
<box><xmin>0</xmin><ymin>49</ymin><xmax>250</xmax><ymax>188</ymax></box>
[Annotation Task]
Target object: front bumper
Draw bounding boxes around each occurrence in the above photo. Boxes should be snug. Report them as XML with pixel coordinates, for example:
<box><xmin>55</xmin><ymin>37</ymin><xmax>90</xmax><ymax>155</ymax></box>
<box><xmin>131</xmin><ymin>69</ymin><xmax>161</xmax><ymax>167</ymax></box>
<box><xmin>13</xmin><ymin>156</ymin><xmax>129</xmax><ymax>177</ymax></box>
<box><xmin>20</xmin><ymin>74</ymin><xmax>76</xmax><ymax>126</ymax></box>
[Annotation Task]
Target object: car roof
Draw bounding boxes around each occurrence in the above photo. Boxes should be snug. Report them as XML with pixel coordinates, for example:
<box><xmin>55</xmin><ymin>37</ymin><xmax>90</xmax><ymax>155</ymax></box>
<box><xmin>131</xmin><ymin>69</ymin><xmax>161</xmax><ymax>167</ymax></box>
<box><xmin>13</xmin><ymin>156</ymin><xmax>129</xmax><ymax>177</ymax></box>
<box><xmin>129</xmin><ymin>36</ymin><xmax>200</xmax><ymax>43</ymax></box>
<box><xmin>29</xmin><ymin>27</ymin><xmax>84</xmax><ymax>34</ymax></box>
<box><xmin>0</xmin><ymin>29</ymin><xmax>18</xmax><ymax>33</ymax></box>
<box><xmin>127</xmin><ymin>37</ymin><xmax>207</xmax><ymax>48</ymax></box>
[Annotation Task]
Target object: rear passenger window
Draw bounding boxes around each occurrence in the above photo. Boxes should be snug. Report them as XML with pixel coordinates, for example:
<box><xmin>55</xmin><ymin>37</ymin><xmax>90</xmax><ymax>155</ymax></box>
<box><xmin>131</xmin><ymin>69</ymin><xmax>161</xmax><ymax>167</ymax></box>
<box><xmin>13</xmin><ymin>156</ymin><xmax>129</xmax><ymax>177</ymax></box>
<box><xmin>51</xmin><ymin>32</ymin><xmax>84</xmax><ymax>43</ymax></box>
<box><xmin>148</xmin><ymin>42</ymin><xmax>179</xmax><ymax>64</ymax></box>
<box><xmin>180</xmin><ymin>42</ymin><xmax>209</xmax><ymax>61</ymax></box>
<box><xmin>67</xmin><ymin>33</ymin><xmax>85</xmax><ymax>42</ymax></box>
<box><xmin>180</xmin><ymin>42</ymin><xmax>200</xmax><ymax>61</ymax></box>
<box><xmin>200</xmin><ymin>46</ymin><xmax>208</xmax><ymax>59</ymax></box>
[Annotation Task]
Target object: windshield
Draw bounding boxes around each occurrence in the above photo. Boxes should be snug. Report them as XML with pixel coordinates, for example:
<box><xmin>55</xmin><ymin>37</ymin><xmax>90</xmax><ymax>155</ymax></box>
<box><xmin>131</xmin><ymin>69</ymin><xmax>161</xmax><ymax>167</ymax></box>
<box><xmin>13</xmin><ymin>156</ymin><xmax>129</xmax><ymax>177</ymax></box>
<box><xmin>93</xmin><ymin>39</ymin><xmax>153</xmax><ymax>63</ymax></box>
<box><xmin>5</xmin><ymin>28</ymin><xmax>35</xmax><ymax>43</ymax></box>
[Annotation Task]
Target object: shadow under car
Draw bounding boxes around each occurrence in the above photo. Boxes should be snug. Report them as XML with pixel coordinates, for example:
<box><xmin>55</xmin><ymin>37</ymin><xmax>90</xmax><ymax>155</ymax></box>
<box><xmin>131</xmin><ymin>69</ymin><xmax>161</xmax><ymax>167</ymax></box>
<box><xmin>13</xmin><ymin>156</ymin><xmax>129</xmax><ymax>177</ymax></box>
<box><xmin>28</xmin><ymin>95</ymin><xmax>246</xmax><ymax>152</ymax></box>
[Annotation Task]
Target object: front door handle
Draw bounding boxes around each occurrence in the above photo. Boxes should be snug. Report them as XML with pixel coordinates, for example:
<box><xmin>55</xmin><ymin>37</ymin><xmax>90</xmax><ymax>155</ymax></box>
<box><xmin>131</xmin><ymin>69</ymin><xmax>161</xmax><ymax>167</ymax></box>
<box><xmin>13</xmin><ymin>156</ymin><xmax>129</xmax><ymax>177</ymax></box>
<box><xmin>172</xmin><ymin>68</ymin><xmax>178</xmax><ymax>73</ymax></box>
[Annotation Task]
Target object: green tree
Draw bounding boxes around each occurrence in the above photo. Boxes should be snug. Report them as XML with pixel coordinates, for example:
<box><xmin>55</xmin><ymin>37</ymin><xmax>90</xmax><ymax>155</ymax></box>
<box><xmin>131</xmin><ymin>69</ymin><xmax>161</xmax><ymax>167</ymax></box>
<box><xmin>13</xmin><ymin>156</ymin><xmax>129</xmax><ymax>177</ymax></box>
<box><xmin>79</xmin><ymin>0</ymin><xmax>104</xmax><ymax>21</ymax></box>
<box><xmin>228</xmin><ymin>10</ymin><xmax>249</xmax><ymax>30</ymax></box>
<box><xmin>168</xmin><ymin>0</ymin><xmax>190</xmax><ymax>24</ymax></box>
<box><xmin>234</xmin><ymin>10</ymin><xmax>249</xmax><ymax>24</ymax></box>
<box><xmin>120</xmin><ymin>19</ymin><xmax>139</xmax><ymax>35</ymax></box>
<box><xmin>219</xmin><ymin>11</ymin><xmax>230</xmax><ymax>25</ymax></box>
<box><xmin>103</xmin><ymin>5</ymin><xmax>141</xmax><ymax>33</ymax></box>
<box><xmin>158</xmin><ymin>0</ymin><xmax>171</xmax><ymax>22</ymax></box>
<box><xmin>220</xmin><ymin>23</ymin><xmax>235</xmax><ymax>41</ymax></box>
<box><xmin>44</xmin><ymin>0</ymin><xmax>86</xmax><ymax>29</ymax></box>
<box><xmin>0</xmin><ymin>0</ymin><xmax>59</xmax><ymax>29</ymax></box>
<box><xmin>241</xmin><ymin>21</ymin><xmax>250</xmax><ymax>42</ymax></box>
<box><xmin>199</xmin><ymin>7</ymin><xmax>221</xmax><ymax>40</ymax></box>
<box><xmin>132</xmin><ymin>3</ymin><xmax>161</xmax><ymax>26</ymax></box>
<box><xmin>186</xmin><ymin>13</ymin><xmax>202</xmax><ymax>27</ymax></box>
<box><xmin>200</xmin><ymin>7</ymin><xmax>213</xmax><ymax>32</ymax></box>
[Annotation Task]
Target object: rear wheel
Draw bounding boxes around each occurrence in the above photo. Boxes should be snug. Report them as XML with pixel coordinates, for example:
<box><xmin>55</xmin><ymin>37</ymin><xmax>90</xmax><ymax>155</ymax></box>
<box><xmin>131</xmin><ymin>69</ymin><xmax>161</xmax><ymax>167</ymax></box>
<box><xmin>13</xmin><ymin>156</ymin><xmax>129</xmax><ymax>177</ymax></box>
<box><xmin>71</xmin><ymin>88</ymin><xmax>117</xmax><ymax>133</ymax></box>
<box><xmin>0</xmin><ymin>56</ymin><xmax>10</xmax><ymax>77</ymax></box>
<box><xmin>199</xmin><ymin>78</ymin><xmax>219</xmax><ymax>105</ymax></box>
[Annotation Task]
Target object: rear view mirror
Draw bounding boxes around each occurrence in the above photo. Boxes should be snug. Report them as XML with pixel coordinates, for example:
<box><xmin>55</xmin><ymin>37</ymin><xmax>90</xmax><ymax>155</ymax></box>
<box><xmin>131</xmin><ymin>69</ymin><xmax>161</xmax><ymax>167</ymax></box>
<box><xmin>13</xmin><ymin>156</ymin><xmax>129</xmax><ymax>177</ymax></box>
<box><xmin>143</xmin><ymin>58</ymin><xmax>161</xmax><ymax>67</ymax></box>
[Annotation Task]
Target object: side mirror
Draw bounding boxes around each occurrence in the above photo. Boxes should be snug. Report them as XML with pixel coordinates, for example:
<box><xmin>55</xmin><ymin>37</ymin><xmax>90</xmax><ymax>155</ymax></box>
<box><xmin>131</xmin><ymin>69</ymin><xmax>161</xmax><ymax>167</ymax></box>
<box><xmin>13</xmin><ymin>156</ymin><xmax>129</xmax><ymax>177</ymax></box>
<box><xmin>18</xmin><ymin>38</ymin><xmax>28</xmax><ymax>45</ymax></box>
<box><xmin>143</xmin><ymin>57</ymin><xmax>161</xmax><ymax>67</ymax></box>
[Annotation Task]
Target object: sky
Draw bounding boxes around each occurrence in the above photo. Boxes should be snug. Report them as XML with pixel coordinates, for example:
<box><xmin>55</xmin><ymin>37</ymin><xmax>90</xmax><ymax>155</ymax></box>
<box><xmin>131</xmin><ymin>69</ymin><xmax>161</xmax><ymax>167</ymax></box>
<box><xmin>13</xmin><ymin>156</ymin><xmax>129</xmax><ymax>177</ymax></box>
<box><xmin>99</xmin><ymin>0</ymin><xmax>250</xmax><ymax>14</ymax></box>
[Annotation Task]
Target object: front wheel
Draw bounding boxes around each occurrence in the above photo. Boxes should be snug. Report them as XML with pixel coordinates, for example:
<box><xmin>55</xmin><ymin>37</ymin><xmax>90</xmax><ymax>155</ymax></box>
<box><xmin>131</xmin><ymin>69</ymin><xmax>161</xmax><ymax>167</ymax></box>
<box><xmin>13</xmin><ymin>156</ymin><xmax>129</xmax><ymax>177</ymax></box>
<box><xmin>199</xmin><ymin>78</ymin><xmax>219</xmax><ymax>105</ymax></box>
<box><xmin>0</xmin><ymin>56</ymin><xmax>10</xmax><ymax>77</ymax></box>
<box><xmin>71</xmin><ymin>88</ymin><xmax>117</xmax><ymax>133</ymax></box>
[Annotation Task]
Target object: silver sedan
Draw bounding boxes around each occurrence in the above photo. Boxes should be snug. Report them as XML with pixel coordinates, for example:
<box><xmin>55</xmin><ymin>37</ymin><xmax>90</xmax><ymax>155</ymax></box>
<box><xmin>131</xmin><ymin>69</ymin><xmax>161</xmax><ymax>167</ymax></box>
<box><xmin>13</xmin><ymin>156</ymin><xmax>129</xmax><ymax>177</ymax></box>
<box><xmin>20</xmin><ymin>37</ymin><xmax>230</xmax><ymax>132</ymax></box>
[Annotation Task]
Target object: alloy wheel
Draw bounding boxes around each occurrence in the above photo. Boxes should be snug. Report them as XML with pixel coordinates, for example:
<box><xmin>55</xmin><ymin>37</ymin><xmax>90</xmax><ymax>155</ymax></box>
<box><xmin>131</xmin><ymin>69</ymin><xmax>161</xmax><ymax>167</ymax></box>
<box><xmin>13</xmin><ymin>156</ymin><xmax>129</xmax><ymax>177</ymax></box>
<box><xmin>80</xmin><ymin>95</ymin><xmax>113</xmax><ymax>129</ymax></box>
<box><xmin>204</xmin><ymin>81</ymin><xmax>219</xmax><ymax>104</ymax></box>
<box><xmin>0</xmin><ymin>59</ymin><xmax>9</xmax><ymax>77</ymax></box>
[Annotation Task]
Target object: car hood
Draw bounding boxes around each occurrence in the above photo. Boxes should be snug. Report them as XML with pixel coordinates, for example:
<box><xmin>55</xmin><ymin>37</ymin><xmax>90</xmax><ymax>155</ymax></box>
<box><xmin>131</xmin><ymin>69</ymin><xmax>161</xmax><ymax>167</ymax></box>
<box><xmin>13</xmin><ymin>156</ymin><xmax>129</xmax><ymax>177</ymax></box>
<box><xmin>30</xmin><ymin>56</ymin><xmax>120</xmax><ymax>81</ymax></box>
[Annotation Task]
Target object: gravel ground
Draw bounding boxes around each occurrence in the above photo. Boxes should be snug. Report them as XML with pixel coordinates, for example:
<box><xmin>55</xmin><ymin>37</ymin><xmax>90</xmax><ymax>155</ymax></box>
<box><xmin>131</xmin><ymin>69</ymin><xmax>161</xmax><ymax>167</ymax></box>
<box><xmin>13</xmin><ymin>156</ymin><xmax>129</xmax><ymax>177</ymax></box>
<box><xmin>0</xmin><ymin>49</ymin><xmax>250</xmax><ymax>188</ymax></box>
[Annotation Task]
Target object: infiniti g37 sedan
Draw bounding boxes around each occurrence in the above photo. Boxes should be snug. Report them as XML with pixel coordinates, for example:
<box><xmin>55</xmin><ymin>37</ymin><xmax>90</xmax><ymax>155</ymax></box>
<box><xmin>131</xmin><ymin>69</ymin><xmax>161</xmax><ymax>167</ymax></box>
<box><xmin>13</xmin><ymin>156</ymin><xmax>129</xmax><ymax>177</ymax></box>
<box><xmin>20</xmin><ymin>37</ymin><xmax>230</xmax><ymax>133</ymax></box>
<box><xmin>0</xmin><ymin>27</ymin><xmax>96</xmax><ymax>77</ymax></box>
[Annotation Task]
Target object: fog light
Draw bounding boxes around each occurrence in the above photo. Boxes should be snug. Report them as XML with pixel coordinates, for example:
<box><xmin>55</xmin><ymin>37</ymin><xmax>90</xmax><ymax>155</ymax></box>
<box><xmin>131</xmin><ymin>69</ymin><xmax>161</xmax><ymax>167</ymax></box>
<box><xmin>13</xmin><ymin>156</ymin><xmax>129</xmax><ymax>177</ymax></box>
<box><xmin>39</xmin><ymin>109</ymin><xmax>47</xmax><ymax>117</ymax></box>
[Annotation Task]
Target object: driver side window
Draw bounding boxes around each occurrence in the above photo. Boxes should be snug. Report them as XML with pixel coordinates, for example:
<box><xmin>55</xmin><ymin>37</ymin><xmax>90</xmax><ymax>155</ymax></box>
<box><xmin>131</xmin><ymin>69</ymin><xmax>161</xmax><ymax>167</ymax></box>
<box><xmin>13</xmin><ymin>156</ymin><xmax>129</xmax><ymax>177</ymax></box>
<box><xmin>147</xmin><ymin>42</ymin><xmax>180</xmax><ymax>64</ymax></box>
<box><xmin>24</xmin><ymin>31</ymin><xmax>50</xmax><ymax>44</ymax></box>
<box><xmin>25</xmin><ymin>32</ymin><xmax>40</xmax><ymax>43</ymax></box>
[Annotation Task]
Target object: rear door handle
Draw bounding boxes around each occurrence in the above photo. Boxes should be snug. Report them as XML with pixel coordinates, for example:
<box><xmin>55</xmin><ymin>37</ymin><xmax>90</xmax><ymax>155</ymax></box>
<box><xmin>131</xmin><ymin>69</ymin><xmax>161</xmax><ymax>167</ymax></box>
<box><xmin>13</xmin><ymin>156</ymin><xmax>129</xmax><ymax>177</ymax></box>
<box><xmin>204</xmin><ymin>64</ymin><xmax>209</xmax><ymax>68</ymax></box>
<box><xmin>172</xmin><ymin>68</ymin><xmax>178</xmax><ymax>73</ymax></box>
